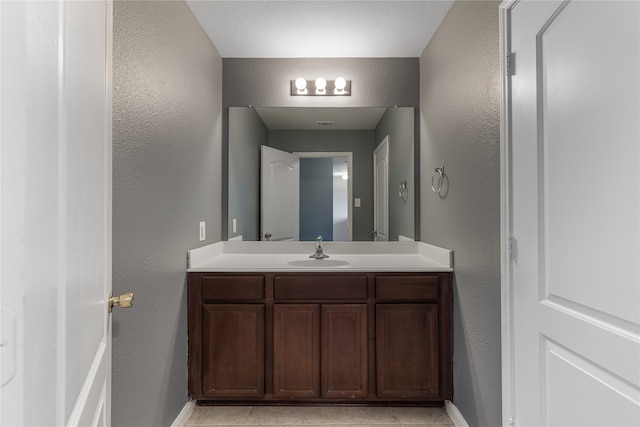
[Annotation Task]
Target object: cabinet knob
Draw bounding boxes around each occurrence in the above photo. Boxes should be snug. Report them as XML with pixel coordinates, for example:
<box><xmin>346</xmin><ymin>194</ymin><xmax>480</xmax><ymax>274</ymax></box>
<box><xmin>109</xmin><ymin>292</ymin><xmax>134</xmax><ymax>313</ymax></box>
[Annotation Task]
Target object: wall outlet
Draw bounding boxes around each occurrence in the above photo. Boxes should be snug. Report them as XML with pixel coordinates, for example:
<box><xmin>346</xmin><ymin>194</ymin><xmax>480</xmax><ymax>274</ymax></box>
<box><xmin>232</xmin><ymin>218</ymin><xmax>237</xmax><ymax>233</ymax></box>
<box><xmin>199</xmin><ymin>221</ymin><xmax>206</xmax><ymax>241</ymax></box>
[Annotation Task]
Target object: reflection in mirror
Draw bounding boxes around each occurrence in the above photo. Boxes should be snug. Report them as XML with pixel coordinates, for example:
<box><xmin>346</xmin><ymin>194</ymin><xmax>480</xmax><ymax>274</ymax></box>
<box><xmin>226</xmin><ymin>107</ymin><xmax>417</xmax><ymax>242</ymax></box>
<box><xmin>296</xmin><ymin>153</ymin><xmax>352</xmax><ymax>242</ymax></box>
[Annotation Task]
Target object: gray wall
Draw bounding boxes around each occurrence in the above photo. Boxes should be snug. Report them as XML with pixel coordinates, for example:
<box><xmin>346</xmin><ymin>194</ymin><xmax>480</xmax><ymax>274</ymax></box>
<box><xmin>419</xmin><ymin>1</ymin><xmax>501</xmax><ymax>426</ymax></box>
<box><xmin>223</xmin><ymin>58</ymin><xmax>419</xmax><ymax>107</ymax></box>
<box><xmin>375</xmin><ymin>107</ymin><xmax>415</xmax><ymax>241</ymax></box>
<box><xmin>269</xmin><ymin>130</ymin><xmax>376</xmax><ymax>241</ymax></box>
<box><xmin>112</xmin><ymin>2</ymin><xmax>222</xmax><ymax>426</ymax></box>
<box><xmin>228</xmin><ymin>107</ymin><xmax>266</xmax><ymax>241</ymax></box>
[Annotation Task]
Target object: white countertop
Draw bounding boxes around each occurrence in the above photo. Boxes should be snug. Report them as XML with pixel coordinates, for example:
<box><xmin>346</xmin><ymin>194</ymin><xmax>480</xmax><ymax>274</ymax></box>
<box><xmin>188</xmin><ymin>241</ymin><xmax>453</xmax><ymax>272</ymax></box>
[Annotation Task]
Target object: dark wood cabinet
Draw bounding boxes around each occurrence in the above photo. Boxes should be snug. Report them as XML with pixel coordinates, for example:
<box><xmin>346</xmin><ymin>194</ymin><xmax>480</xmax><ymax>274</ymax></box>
<box><xmin>188</xmin><ymin>271</ymin><xmax>452</xmax><ymax>404</ymax></box>
<box><xmin>273</xmin><ymin>304</ymin><xmax>320</xmax><ymax>398</ymax></box>
<box><xmin>202</xmin><ymin>304</ymin><xmax>265</xmax><ymax>398</ymax></box>
<box><xmin>321</xmin><ymin>304</ymin><xmax>368</xmax><ymax>399</ymax></box>
<box><xmin>273</xmin><ymin>303</ymin><xmax>368</xmax><ymax>400</ymax></box>
<box><xmin>376</xmin><ymin>303</ymin><xmax>439</xmax><ymax>398</ymax></box>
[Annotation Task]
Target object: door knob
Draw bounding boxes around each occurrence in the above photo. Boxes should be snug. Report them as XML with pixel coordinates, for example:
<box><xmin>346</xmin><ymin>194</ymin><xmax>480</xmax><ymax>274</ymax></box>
<box><xmin>372</xmin><ymin>230</ymin><xmax>378</xmax><ymax>236</ymax></box>
<box><xmin>109</xmin><ymin>292</ymin><xmax>134</xmax><ymax>313</ymax></box>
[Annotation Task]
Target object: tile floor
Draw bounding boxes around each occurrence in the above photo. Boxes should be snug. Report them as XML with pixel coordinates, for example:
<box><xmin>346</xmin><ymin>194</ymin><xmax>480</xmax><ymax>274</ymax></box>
<box><xmin>185</xmin><ymin>405</ymin><xmax>454</xmax><ymax>427</ymax></box>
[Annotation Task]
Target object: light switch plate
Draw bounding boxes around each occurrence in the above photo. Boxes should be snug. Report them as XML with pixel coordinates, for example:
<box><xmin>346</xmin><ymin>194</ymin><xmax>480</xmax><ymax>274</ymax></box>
<box><xmin>199</xmin><ymin>221</ymin><xmax>206</xmax><ymax>241</ymax></box>
<box><xmin>354</xmin><ymin>198</ymin><xmax>361</xmax><ymax>208</ymax></box>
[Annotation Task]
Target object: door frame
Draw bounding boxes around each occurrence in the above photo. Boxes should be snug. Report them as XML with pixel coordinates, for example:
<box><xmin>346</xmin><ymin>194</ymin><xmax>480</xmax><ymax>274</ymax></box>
<box><xmin>373</xmin><ymin>136</ymin><xmax>389</xmax><ymax>242</ymax></box>
<box><xmin>499</xmin><ymin>1</ymin><xmax>518</xmax><ymax>425</ymax></box>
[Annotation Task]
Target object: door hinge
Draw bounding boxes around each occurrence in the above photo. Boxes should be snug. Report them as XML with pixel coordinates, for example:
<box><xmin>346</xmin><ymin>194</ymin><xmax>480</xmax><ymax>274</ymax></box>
<box><xmin>507</xmin><ymin>52</ymin><xmax>516</xmax><ymax>76</ymax></box>
<box><xmin>508</xmin><ymin>235</ymin><xmax>516</xmax><ymax>261</ymax></box>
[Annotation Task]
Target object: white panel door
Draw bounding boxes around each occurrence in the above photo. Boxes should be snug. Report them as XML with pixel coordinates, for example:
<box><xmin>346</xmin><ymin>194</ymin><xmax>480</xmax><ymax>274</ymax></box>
<box><xmin>0</xmin><ymin>1</ymin><xmax>113</xmax><ymax>426</ymax></box>
<box><xmin>508</xmin><ymin>1</ymin><xmax>640</xmax><ymax>425</ymax></box>
<box><xmin>261</xmin><ymin>145</ymin><xmax>299</xmax><ymax>241</ymax></box>
<box><xmin>373</xmin><ymin>137</ymin><xmax>389</xmax><ymax>242</ymax></box>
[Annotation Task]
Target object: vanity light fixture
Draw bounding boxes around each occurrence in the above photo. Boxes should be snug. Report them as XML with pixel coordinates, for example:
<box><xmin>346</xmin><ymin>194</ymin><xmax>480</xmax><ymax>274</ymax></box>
<box><xmin>290</xmin><ymin>77</ymin><xmax>351</xmax><ymax>96</ymax></box>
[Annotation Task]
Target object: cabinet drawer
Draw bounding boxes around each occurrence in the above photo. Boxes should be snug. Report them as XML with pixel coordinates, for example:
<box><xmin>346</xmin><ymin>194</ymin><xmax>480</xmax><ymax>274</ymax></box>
<box><xmin>274</xmin><ymin>276</ymin><xmax>368</xmax><ymax>300</ymax></box>
<box><xmin>202</xmin><ymin>275</ymin><xmax>265</xmax><ymax>300</ymax></box>
<box><xmin>376</xmin><ymin>275</ymin><xmax>439</xmax><ymax>301</ymax></box>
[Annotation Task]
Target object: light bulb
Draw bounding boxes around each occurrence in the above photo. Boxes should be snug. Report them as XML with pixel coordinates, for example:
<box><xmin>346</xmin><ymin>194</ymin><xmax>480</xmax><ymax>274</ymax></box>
<box><xmin>315</xmin><ymin>77</ymin><xmax>327</xmax><ymax>91</ymax></box>
<box><xmin>335</xmin><ymin>77</ymin><xmax>346</xmax><ymax>91</ymax></box>
<box><xmin>295</xmin><ymin>77</ymin><xmax>307</xmax><ymax>91</ymax></box>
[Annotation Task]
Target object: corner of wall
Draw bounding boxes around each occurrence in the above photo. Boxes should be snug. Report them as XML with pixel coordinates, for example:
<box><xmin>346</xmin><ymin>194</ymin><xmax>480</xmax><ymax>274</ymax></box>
<box><xmin>419</xmin><ymin>1</ymin><xmax>502</xmax><ymax>426</ymax></box>
<box><xmin>112</xmin><ymin>2</ymin><xmax>223</xmax><ymax>425</ymax></box>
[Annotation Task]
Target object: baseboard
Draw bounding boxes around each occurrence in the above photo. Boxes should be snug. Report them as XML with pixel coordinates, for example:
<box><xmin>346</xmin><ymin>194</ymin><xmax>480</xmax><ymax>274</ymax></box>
<box><xmin>446</xmin><ymin>400</ymin><xmax>470</xmax><ymax>427</ymax></box>
<box><xmin>170</xmin><ymin>401</ymin><xmax>195</xmax><ymax>427</ymax></box>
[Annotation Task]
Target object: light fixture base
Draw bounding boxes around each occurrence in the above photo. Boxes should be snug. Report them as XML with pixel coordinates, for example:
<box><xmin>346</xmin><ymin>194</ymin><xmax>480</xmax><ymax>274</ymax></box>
<box><xmin>290</xmin><ymin>78</ymin><xmax>351</xmax><ymax>96</ymax></box>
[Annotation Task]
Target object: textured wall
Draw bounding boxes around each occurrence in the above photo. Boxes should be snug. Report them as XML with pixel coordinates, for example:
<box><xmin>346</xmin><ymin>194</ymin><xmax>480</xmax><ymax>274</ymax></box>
<box><xmin>223</xmin><ymin>58</ymin><xmax>419</xmax><ymax>107</ymax></box>
<box><xmin>419</xmin><ymin>1</ymin><xmax>502</xmax><ymax>426</ymax></box>
<box><xmin>375</xmin><ymin>107</ymin><xmax>415</xmax><ymax>240</ymax></box>
<box><xmin>228</xmin><ymin>107</ymin><xmax>266</xmax><ymax>241</ymax></box>
<box><xmin>268</xmin><ymin>130</ymin><xmax>376</xmax><ymax>241</ymax></box>
<box><xmin>112</xmin><ymin>1</ymin><xmax>222</xmax><ymax>426</ymax></box>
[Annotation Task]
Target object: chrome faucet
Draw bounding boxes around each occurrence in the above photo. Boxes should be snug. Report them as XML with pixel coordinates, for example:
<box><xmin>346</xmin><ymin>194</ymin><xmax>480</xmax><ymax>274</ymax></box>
<box><xmin>309</xmin><ymin>235</ymin><xmax>329</xmax><ymax>259</ymax></box>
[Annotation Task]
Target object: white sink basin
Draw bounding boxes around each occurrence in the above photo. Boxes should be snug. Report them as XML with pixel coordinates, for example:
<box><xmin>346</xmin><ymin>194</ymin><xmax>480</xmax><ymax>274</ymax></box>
<box><xmin>286</xmin><ymin>259</ymin><xmax>351</xmax><ymax>268</ymax></box>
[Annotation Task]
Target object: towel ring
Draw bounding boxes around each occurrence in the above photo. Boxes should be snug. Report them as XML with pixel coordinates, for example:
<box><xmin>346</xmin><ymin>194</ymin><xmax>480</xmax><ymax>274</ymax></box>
<box><xmin>431</xmin><ymin>166</ymin><xmax>444</xmax><ymax>194</ymax></box>
<box><xmin>398</xmin><ymin>180</ymin><xmax>408</xmax><ymax>203</ymax></box>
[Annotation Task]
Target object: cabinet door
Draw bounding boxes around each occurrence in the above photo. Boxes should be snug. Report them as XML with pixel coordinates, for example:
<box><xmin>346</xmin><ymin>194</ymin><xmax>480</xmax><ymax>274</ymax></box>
<box><xmin>376</xmin><ymin>304</ymin><xmax>439</xmax><ymax>398</ymax></box>
<box><xmin>202</xmin><ymin>304</ymin><xmax>265</xmax><ymax>398</ymax></box>
<box><xmin>322</xmin><ymin>304</ymin><xmax>368</xmax><ymax>399</ymax></box>
<box><xmin>273</xmin><ymin>304</ymin><xmax>320</xmax><ymax>398</ymax></box>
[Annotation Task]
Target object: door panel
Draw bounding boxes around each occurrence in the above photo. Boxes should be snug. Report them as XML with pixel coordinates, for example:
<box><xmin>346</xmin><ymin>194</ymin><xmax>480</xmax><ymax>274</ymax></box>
<box><xmin>64</xmin><ymin>2</ymin><xmax>112</xmax><ymax>424</ymax></box>
<box><xmin>376</xmin><ymin>304</ymin><xmax>439</xmax><ymax>398</ymax></box>
<box><xmin>539</xmin><ymin>1</ymin><xmax>639</xmax><ymax>325</ymax></box>
<box><xmin>0</xmin><ymin>1</ymin><xmax>112</xmax><ymax>425</ymax></box>
<box><xmin>544</xmin><ymin>339</ymin><xmax>640</xmax><ymax>427</ymax></box>
<box><xmin>202</xmin><ymin>305</ymin><xmax>265</xmax><ymax>398</ymax></box>
<box><xmin>273</xmin><ymin>304</ymin><xmax>320</xmax><ymax>398</ymax></box>
<box><xmin>261</xmin><ymin>146</ymin><xmax>299</xmax><ymax>241</ymax></box>
<box><xmin>321</xmin><ymin>304</ymin><xmax>368</xmax><ymax>399</ymax></box>
<box><xmin>509</xmin><ymin>1</ymin><xmax>640</xmax><ymax>425</ymax></box>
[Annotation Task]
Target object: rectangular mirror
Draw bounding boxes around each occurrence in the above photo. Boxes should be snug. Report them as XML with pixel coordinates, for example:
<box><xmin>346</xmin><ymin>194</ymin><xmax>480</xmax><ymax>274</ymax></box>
<box><xmin>224</xmin><ymin>106</ymin><xmax>419</xmax><ymax>241</ymax></box>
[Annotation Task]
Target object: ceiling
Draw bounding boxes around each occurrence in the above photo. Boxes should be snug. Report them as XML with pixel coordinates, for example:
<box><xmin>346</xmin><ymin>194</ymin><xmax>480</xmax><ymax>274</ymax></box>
<box><xmin>186</xmin><ymin>1</ymin><xmax>454</xmax><ymax>58</ymax></box>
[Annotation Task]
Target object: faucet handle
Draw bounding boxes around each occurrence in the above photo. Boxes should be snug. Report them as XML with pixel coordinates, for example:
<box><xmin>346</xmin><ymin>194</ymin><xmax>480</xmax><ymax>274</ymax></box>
<box><xmin>316</xmin><ymin>235</ymin><xmax>323</xmax><ymax>243</ymax></box>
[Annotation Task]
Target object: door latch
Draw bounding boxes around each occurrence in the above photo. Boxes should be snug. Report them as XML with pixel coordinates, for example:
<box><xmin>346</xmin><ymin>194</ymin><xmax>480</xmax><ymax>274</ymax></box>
<box><xmin>109</xmin><ymin>292</ymin><xmax>134</xmax><ymax>313</ymax></box>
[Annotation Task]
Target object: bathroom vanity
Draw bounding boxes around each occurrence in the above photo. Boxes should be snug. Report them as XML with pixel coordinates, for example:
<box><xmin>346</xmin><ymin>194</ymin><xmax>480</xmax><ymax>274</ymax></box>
<box><xmin>187</xmin><ymin>242</ymin><xmax>453</xmax><ymax>405</ymax></box>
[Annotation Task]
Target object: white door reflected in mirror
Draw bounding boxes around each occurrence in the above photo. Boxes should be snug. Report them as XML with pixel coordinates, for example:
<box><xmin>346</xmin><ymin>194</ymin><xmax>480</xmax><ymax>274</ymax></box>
<box><xmin>373</xmin><ymin>136</ymin><xmax>389</xmax><ymax>242</ymax></box>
